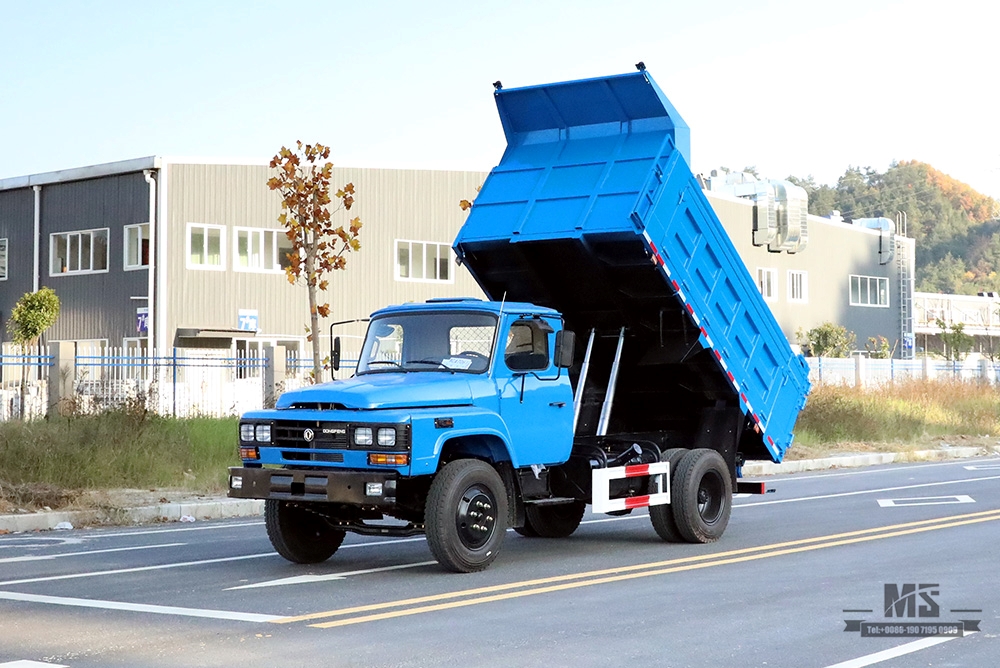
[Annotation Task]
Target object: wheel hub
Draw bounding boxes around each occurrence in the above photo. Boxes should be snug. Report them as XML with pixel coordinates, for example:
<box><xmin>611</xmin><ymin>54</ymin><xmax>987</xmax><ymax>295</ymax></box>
<box><xmin>456</xmin><ymin>485</ymin><xmax>497</xmax><ymax>549</ymax></box>
<box><xmin>696</xmin><ymin>472</ymin><xmax>725</xmax><ymax>525</ymax></box>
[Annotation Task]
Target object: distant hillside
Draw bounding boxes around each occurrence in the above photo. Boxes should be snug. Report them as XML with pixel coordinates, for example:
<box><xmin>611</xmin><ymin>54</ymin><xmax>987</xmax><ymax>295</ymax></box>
<box><xmin>787</xmin><ymin>162</ymin><xmax>999</xmax><ymax>295</ymax></box>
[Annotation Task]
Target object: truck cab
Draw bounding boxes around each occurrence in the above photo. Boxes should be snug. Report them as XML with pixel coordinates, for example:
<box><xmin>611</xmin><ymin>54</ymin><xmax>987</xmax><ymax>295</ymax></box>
<box><xmin>230</xmin><ymin>298</ymin><xmax>578</xmax><ymax>571</ymax></box>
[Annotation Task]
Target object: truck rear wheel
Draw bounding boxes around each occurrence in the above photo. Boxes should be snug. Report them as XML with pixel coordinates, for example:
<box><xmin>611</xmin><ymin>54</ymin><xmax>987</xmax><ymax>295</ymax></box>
<box><xmin>649</xmin><ymin>448</ymin><xmax>687</xmax><ymax>542</ymax></box>
<box><xmin>265</xmin><ymin>499</ymin><xmax>346</xmax><ymax>564</ymax></box>
<box><xmin>671</xmin><ymin>449</ymin><xmax>732</xmax><ymax>543</ymax></box>
<box><xmin>524</xmin><ymin>501</ymin><xmax>586</xmax><ymax>538</ymax></box>
<box><xmin>425</xmin><ymin>459</ymin><xmax>508</xmax><ymax>572</ymax></box>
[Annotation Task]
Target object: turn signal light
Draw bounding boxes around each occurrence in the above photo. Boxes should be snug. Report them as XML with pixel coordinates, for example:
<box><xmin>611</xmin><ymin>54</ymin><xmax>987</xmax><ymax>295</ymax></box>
<box><xmin>239</xmin><ymin>446</ymin><xmax>260</xmax><ymax>460</ymax></box>
<box><xmin>368</xmin><ymin>453</ymin><xmax>409</xmax><ymax>466</ymax></box>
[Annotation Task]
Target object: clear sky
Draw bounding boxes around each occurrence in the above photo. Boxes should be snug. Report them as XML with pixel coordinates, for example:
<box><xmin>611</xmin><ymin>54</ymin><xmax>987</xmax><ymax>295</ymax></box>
<box><xmin>1</xmin><ymin>0</ymin><xmax>998</xmax><ymax>197</ymax></box>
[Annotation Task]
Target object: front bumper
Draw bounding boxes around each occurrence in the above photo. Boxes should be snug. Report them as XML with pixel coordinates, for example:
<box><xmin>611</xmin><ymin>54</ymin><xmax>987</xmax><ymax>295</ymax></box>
<box><xmin>228</xmin><ymin>467</ymin><xmax>399</xmax><ymax>507</ymax></box>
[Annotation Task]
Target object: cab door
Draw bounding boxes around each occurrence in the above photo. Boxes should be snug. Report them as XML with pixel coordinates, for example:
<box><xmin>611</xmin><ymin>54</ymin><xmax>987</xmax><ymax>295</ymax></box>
<box><xmin>495</xmin><ymin>315</ymin><xmax>574</xmax><ymax>466</ymax></box>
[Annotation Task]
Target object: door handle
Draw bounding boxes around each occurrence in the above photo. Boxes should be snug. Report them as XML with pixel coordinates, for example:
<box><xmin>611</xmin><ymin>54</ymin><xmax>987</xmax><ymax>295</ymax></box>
<box><xmin>549</xmin><ymin>401</ymin><xmax>566</xmax><ymax>408</ymax></box>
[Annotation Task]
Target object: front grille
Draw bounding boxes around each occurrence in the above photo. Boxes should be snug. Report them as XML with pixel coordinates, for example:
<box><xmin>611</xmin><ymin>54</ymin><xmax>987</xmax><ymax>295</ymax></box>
<box><xmin>273</xmin><ymin>421</ymin><xmax>350</xmax><ymax>448</ymax></box>
<box><xmin>270</xmin><ymin>421</ymin><xmax>411</xmax><ymax>451</ymax></box>
<box><xmin>282</xmin><ymin>451</ymin><xmax>345</xmax><ymax>463</ymax></box>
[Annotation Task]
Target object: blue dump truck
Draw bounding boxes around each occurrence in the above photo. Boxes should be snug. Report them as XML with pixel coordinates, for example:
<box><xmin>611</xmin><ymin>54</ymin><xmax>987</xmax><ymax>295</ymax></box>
<box><xmin>229</xmin><ymin>69</ymin><xmax>811</xmax><ymax>572</ymax></box>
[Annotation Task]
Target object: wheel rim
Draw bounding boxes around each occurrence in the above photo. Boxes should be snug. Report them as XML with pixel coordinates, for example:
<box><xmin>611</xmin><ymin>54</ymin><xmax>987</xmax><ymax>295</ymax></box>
<box><xmin>456</xmin><ymin>484</ymin><xmax>497</xmax><ymax>549</ymax></box>
<box><xmin>696</xmin><ymin>470</ymin><xmax>726</xmax><ymax>525</ymax></box>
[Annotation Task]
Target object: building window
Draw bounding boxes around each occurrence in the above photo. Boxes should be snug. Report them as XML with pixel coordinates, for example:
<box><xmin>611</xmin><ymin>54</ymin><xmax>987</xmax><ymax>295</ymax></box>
<box><xmin>124</xmin><ymin>223</ymin><xmax>150</xmax><ymax>270</ymax></box>
<box><xmin>50</xmin><ymin>228</ymin><xmax>109</xmax><ymax>275</ymax></box>
<box><xmin>757</xmin><ymin>267</ymin><xmax>777</xmax><ymax>301</ymax></box>
<box><xmin>850</xmin><ymin>275</ymin><xmax>889</xmax><ymax>307</ymax></box>
<box><xmin>234</xmin><ymin>228</ymin><xmax>294</xmax><ymax>272</ymax></box>
<box><xmin>396</xmin><ymin>240</ymin><xmax>453</xmax><ymax>282</ymax></box>
<box><xmin>788</xmin><ymin>270</ymin><xmax>807</xmax><ymax>303</ymax></box>
<box><xmin>0</xmin><ymin>238</ymin><xmax>7</xmax><ymax>280</ymax></box>
<box><xmin>187</xmin><ymin>223</ymin><xmax>225</xmax><ymax>270</ymax></box>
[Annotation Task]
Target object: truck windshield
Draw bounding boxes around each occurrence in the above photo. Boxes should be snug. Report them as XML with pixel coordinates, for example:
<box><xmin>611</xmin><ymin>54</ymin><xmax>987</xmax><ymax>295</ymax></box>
<box><xmin>357</xmin><ymin>311</ymin><xmax>497</xmax><ymax>374</ymax></box>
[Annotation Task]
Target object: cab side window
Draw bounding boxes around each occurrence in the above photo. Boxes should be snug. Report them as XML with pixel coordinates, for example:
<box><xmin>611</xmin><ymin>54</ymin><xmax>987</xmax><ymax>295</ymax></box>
<box><xmin>505</xmin><ymin>321</ymin><xmax>549</xmax><ymax>371</ymax></box>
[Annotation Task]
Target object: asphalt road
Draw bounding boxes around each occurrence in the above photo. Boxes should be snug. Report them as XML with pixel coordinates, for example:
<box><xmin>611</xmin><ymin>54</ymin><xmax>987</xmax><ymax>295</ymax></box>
<box><xmin>0</xmin><ymin>457</ymin><xmax>998</xmax><ymax>668</ymax></box>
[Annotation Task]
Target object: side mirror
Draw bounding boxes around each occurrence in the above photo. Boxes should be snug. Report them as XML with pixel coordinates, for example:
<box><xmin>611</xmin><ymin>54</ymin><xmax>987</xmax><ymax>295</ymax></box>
<box><xmin>332</xmin><ymin>336</ymin><xmax>341</xmax><ymax>371</ymax></box>
<box><xmin>554</xmin><ymin>330</ymin><xmax>575</xmax><ymax>368</ymax></box>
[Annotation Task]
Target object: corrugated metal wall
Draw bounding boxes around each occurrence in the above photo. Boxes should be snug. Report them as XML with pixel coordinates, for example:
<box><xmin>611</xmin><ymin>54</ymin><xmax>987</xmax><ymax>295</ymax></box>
<box><xmin>164</xmin><ymin>164</ymin><xmax>489</xmax><ymax>352</ymax></box>
<box><xmin>40</xmin><ymin>173</ymin><xmax>151</xmax><ymax>343</ymax></box>
<box><xmin>0</xmin><ymin>188</ymin><xmax>35</xmax><ymax>334</ymax></box>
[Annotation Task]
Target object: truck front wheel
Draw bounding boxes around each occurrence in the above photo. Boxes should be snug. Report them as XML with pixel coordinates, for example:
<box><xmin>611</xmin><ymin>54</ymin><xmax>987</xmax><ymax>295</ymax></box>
<box><xmin>425</xmin><ymin>459</ymin><xmax>508</xmax><ymax>572</ymax></box>
<box><xmin>265</xmin><ymin>499</ymin><xmax>346</xmax><ymax>564</ymax></box>
<box><xmin>671</xmin><ymin>449</ymin><xmax>732</xmax><ymax>543</ymax></box>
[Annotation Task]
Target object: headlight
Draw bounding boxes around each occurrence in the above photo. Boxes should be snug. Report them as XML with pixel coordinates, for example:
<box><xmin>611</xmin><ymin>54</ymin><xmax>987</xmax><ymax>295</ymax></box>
<box><xmin>355</xmin><ymin>426</ymin><xmax>373</xmax><ymax>446</ymax></box>
<box><xmin>240</xmin><ymin>423</ymin><xmax>255</xmax><ymax>442</ymax></box>
<box><xmin>255</xmin><ymin>424</ymin><xmax>271</xmax><ymax>442</ymax></box>
<box><xmin>377</xmin><ymin>428</ymin><xmax>396</xmax><ymax>447</ymax></box>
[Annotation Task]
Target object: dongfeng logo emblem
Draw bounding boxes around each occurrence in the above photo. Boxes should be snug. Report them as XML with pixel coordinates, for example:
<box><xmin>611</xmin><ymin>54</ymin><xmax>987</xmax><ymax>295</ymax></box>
<box><xmin>303</xmin><ymin>428</ymin><xmax>315</xmax><ymax>442</ymax></box>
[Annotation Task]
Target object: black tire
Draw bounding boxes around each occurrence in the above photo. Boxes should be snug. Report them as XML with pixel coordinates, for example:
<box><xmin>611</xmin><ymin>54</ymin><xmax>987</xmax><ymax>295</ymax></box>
<box><xmin>264</xmin><ymin>499</ymin><xmax>346</xmax><ymax>564</ymax></box>
<box><xmin>425</xmin><ymin>459</ymin><xmax>509</xmax><ymax>572</ymax></box>
<box><xmin>649</xmin><ymin>448</ymin><xmax>688</xmax><ymax>542</ymax></box>
<box><xmin>671</xmin><ymin>449</ymin><xmax>732</xmax><ymax>543</ymax></box>
<box><xmin>514</xmin><ymin>519</ymin><xmax>540</xmax><ymax>537</ymax></box>
<box><xmin>524</xmin><ymin>501</ymin><xmax>586</xmax><ymax>538</ymax></box>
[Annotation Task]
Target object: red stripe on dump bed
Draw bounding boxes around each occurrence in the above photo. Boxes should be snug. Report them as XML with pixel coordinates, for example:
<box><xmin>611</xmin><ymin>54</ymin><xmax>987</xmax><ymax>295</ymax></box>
<box><xmin>727</xmin><ymin>371</ymin><xmax>735</xmax><ymax>382</ymax></box>
<box><xmin>713</xmin><ymin>349</ymin><xmax>722</xmax><ymax>361</ymax></box>
<box><xmin>685</xmin><ymin>303</ymin><xmax>695</xmax><ymax>315</ymax></box>
<box><xmin>767</xmin><ymin>436</ymin><xmax>775</xmax><ymax>446</ymax></box>
<box><xmin>671</xmin><ymin>280</ymin><xmax>680</xmax><ymax>291</ymax></box>
<box><xmin>624</xmin><ymin>464</ymin><xmax>650</xmax><ymax>477</ymax></box>
<box><xmin>625</xmin><ymin>495</ymin><xmax>650</xmax><ymax>509</ymax></box>
<box><xmin>740</xmin><ymin>393</ymin><xmax>748</xmax><ymax>404</ymax></box>
<box><xmin>700</xmin><ymin>328</ymin><xmax>708</xmax><ymax>338</ymax></box>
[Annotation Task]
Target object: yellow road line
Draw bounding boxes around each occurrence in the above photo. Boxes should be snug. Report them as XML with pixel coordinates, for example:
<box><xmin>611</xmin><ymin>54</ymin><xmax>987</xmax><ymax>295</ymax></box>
<box><xmin>309</xmin><ymin>512</ymin><xmax>1000</xmax><ymax>628</ymax></box>
<box><xmin>271</xmin><ymin>508</ymin><xmax>1000</xmax><ymax>626</ymax></box>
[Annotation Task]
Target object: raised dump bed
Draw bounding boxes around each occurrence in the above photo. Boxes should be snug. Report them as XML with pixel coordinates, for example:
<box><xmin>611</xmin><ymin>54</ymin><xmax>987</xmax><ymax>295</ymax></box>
<box><xmin>454</xmin><ymin>70</ymin><xmax>810</xmax><ymax>464</ymax></box>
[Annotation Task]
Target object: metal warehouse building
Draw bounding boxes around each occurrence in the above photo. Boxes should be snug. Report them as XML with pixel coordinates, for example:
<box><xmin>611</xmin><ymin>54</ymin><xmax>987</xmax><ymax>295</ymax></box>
<box><xmin>0</xmin><ymin>157</ymin><xmax>913</xmax><ymax>364</ymax></box>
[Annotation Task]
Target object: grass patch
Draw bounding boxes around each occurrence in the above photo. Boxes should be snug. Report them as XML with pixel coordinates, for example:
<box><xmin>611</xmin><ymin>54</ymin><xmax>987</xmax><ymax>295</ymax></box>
<box><xmin>0</xmin><ymin>410</ymin><xmax>238</xmax><ymax>511</ymax></box>
<box><xmin>790</xmin><ymin>379</ymin><xmax>1000</xmax><ymax>458</ymax></box>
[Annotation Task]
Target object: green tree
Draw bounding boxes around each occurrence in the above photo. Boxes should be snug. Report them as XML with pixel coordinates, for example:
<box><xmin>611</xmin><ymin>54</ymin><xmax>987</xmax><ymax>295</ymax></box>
<box><xmin>797</xmin><ymin>322</ymin><xmax>856</xmax><ymax>357</ymax></box>
<box><xmin>268</xmin><ymin>142</ymin><xmax>362</xmax><ymax>381</ymax></box>
<box><xmin>6</xmin><ymin>287</ymin><xmax>60</xmax><ymax>419</ymax></box>
<box><xmin>936</xmin><ymin>318</ymin><xmax>973</xmax><ymax>361</ymax></box>
<box><xmin>864</xmin><ymin>335</ymin><xmax>896</xmax><ymax>359</ymax></box>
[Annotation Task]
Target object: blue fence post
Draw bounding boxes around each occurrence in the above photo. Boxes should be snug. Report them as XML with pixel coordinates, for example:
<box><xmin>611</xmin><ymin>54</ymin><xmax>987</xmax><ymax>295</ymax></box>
<box><xmin>172</xmin><ymin>347</ymin><xmax>178</xmax><ymax>418</ymax></box>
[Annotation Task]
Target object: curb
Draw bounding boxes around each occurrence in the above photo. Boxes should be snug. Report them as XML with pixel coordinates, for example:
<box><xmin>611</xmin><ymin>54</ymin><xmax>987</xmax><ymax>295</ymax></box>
<box><xmin>741</xmin><ymin>446</ymin><xmax>990</xmax><ymax>476</ymax></box>
<box><xmin>2</xmin><ymin>447</ymin><xmax>995</xmax><ymax>534</ymax></box>
<box><xmin>0</xmin><ymin>498</ymin><xmax>264</xmax><ymax>534</ymax></box>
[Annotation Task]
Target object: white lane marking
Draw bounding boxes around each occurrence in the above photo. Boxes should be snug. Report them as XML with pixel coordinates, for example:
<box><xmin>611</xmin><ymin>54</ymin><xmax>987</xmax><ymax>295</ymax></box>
<box><xmin>90</xmin><ymin>521</ymin><xmax>263</xmax><ymax>538</ymax></box>
<box><xmin>0</xmin><ymin>552</ymin><xmax>276</xmax><ymax>586</ymax></box>
<box><xmin>823</xmin><ymin>632</ymin><xmax>976</xmax><ymax>668</ymax></box>
<box><xmin>763</xmin><ymin>458</ymin><xmax>1000</xmax><ymax>482</ymax></box>
<box><xmin>0</xmin><ymin>590</ymin><xmax>281</xmax><ymax>623</ymax></box>
<box><xmin>877</xmin><ymin>495</ymin><xmax>975</xmax><ymax>507</ymax></box>
<box><xmin>0</xmin><ymin>661</ymin><xmax>69</xmax><ymax>667</ymax></box>
<box><xmin>226</xmin><ymin>560</ymin><xmax>438</xmax><ymax>590</ymax></box>
<box><xmin>0</xmin><ymin>537</ymin><xmax>84</xmax><ymax>550</ymax></box>
<box><xmin>964</xmin><ymin>464</ymin><xmax>1000</xmax><ymax>470</ymax></box>
<box><xmin>0</xmin><ymin>536</ymin><xmax>433</xmax><ymax>586</ymax></box>
<box><xmin>735</xmin><ymin>475</ymin><xmax>1000</xmax><ymax>508</ymax></box>
<box><xmin>0</xmin><ymin>542</ymin><xmax>185</xmax><ymax>564</ymax></box>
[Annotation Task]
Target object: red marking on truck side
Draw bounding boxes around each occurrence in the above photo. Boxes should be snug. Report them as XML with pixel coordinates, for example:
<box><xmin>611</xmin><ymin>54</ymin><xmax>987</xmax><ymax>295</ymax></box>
<box><xmin>624</xmin><ymin>464</ymin><xmax>650</xmax><ymax>477</ymax></box>
<box><xmin>625</xmin><ymin>495</ymin><xmax>651</xmax><ymax>509</ymax></box>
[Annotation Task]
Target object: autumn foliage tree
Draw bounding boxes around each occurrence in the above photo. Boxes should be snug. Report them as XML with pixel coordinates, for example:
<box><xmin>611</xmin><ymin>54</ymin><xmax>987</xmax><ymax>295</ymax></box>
<box><xmin>268</xmin><ymin>142</ymin><xmax>362</xmax><ymax>381</ymax></box>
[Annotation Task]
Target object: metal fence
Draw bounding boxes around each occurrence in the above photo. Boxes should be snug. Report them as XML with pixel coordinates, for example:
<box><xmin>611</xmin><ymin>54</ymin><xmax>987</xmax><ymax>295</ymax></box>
<box><xmin>0</xmin><ymin>345</ymin><xmax>311</xmax><ymax>422</ymax></box>
<box><xmin>5</xmin><ymin>345</ymin><xmax>1000</xmax><ymax>422</ymax></box>
<box><xmin>808</xmin><ymin>356</ymin><xmax>1000</xmax><ymax>387</ymax></box>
